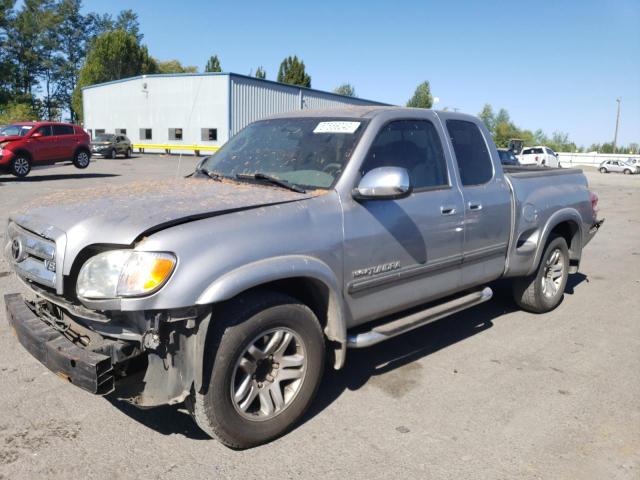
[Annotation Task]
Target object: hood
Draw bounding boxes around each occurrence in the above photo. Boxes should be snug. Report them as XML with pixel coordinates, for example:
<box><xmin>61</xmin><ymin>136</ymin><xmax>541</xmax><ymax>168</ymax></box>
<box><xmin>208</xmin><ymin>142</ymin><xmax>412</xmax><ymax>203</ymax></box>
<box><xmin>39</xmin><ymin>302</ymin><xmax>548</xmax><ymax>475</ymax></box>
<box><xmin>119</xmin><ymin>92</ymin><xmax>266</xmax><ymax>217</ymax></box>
<box><xmin>0</xmin><ymin>135</ymin><xmax>23</xmax><ymax>143</ymax></box>
<box><xmin>12</xmin><ymin>178</ymin><xmax>314</xmax><ymax>274</ymax></box>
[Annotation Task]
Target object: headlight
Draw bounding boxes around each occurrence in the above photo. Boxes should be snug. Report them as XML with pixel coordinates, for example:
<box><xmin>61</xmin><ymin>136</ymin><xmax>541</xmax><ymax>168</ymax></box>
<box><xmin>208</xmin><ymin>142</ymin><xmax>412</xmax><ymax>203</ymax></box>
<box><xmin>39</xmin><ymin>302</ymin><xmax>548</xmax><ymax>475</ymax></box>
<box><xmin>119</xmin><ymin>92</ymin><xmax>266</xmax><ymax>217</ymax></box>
<box><xmin>77</xmin><ymin>250</ymin><xmax>176</xmax><ymax>299</ymax></box>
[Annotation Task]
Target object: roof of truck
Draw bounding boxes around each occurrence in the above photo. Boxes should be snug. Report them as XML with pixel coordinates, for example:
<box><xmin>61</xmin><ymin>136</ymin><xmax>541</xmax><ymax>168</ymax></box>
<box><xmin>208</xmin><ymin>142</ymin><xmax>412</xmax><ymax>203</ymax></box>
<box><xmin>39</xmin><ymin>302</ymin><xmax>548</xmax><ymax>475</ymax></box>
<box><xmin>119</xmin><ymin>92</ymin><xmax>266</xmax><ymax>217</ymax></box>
<box><xmin>266</xmin><ymin>106</ymin><xmax>478</xmax><ymax>121</ymax></box>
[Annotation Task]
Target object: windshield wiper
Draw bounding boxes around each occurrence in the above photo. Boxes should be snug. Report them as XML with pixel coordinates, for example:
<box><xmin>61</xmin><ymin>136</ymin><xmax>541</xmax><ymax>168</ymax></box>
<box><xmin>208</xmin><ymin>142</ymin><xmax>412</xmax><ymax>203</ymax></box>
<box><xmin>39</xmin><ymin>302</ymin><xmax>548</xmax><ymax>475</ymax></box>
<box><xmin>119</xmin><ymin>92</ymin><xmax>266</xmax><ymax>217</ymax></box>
<box><xmin>194</xmin><ymin>166</ymin><xmax>224</xmax><ymax>181</ymax></box>
<box><xmin>236</xmin><ymin>173</ymin><xmax>306</xmax><ymax>193</ymax></box>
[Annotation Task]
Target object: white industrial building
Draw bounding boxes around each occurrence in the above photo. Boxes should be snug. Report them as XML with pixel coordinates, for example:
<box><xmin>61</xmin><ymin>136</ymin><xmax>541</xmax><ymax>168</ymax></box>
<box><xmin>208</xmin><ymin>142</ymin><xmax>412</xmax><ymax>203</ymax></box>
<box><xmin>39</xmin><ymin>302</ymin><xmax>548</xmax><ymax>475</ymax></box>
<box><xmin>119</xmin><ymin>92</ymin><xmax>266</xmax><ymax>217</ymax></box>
<box><xmin>82</xmin><ymin>73</ymin><xmax>387</xmax><ymax>154</ymax></box>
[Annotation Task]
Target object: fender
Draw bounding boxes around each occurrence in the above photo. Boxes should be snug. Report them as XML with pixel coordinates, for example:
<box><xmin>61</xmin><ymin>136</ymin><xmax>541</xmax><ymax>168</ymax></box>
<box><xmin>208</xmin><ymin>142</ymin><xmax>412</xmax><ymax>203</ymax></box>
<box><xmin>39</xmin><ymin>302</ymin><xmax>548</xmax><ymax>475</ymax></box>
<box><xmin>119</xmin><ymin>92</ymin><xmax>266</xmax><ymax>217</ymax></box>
<box><xmin>196</xmin><ymin>255</ymin><xmax>350</xmax><ymax>370</ymax></box>
<box><xmin>527</xmin><ymin>208</ymin><xmax>583</xmax><ymax>276</ymax></box>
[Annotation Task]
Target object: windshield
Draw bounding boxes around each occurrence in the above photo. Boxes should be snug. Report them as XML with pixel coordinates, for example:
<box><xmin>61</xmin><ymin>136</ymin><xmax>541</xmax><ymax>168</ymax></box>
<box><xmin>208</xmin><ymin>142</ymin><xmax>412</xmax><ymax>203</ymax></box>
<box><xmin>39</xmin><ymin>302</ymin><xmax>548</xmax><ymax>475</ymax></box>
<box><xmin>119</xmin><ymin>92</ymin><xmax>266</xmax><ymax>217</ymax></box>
<box><xmin>0</xmin><ymin>124</ymin><xmax>33</xmax><ymax>137</ymax></box>
<box><xmin>94</xmin><ymin>134</ymin><xmax>115</xmax><ymax>142</ymax></box>
<box><xmin>200</xmin><ymin>117</ymin><xmax>368</xmax><ymax>189</ymax></box>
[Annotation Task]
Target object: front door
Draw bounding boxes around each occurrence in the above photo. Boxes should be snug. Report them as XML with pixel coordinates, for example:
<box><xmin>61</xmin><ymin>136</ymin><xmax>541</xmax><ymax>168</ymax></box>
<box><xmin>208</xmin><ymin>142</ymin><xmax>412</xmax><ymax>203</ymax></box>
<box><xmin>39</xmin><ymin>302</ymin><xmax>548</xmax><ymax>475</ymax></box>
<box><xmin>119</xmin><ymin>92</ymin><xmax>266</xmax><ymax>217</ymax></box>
<box><xmin>444</xmin><ymin>118</ymin><xmax>511</xmax><ymax>287</ymax></box>
<box><xmin>28</xmin><ymin>125</ymin><xmax>57</xmax><ymax>162</ymax></box>
<box><xmin>342</xmin><ymin>117</ymin><xmax>465</xmax><ymax>325</ymax></box>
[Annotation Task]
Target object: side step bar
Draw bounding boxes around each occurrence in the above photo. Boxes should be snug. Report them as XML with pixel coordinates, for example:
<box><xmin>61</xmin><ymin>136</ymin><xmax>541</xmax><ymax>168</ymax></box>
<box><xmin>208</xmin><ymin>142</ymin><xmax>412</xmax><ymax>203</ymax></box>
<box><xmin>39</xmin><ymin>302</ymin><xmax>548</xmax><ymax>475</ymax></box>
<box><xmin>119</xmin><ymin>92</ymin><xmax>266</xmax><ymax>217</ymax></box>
<box><xmin>347</xmin><ymin>287</ymin><xmax>493</xmax><ymax>348</ymax></box>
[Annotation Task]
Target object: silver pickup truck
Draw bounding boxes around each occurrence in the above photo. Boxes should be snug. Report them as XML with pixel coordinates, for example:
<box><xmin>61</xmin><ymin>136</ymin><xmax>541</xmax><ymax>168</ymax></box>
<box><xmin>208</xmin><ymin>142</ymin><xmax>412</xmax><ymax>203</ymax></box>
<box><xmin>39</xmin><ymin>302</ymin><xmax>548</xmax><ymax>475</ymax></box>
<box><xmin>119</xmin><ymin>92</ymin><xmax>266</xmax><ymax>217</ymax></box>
<box><xmin>3</xmin><ymin>107</ymin><xmax>603</xmax><ymax>448</ymax></box>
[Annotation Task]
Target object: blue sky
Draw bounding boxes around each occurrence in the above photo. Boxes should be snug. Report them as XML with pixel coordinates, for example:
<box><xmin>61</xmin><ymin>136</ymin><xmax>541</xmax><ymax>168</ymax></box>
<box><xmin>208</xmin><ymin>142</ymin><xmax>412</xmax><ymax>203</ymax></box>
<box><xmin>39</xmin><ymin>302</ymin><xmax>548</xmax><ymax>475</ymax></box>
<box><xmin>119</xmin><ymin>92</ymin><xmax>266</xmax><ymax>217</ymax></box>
<box><xmin>84</xmin><ymin>0</ymin><xmax>640</xmax><ymax>147</ymax></box>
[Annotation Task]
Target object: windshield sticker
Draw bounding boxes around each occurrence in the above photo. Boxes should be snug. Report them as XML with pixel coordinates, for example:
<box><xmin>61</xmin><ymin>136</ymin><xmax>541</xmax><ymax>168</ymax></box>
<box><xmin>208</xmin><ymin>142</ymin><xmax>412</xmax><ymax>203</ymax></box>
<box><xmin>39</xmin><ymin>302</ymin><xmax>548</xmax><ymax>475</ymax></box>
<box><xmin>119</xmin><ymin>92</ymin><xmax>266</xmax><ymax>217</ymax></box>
<box><xmin>313</xmin><ymin>121</ymin><xmax>361</xmax><ymax>134</ymax></box>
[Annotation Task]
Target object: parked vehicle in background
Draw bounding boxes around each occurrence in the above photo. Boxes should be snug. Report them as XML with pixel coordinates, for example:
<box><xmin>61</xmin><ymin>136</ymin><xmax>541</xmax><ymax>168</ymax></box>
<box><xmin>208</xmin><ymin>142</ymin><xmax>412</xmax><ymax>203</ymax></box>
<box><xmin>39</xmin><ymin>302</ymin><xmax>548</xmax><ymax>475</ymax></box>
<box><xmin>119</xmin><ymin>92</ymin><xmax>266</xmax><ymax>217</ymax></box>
<box><xmin>519</xmin><ymin>146</ymin><xmax>560</xmax><ymax>167</ymax></box>
<box><xmin>497</xmin><ymin>148</ymin><xmax>519</xmax><ymax>166</ymax></box>
<box><xmin>91</xmin><ymin>133</ymin><xmax>132</xmax><ymax>159</ymax></box>
<box><xmin>0</xmin><ymin>121</ymin><xmax>91</xmax><ymax>178</ymax></box>
<box><xmin>624</xmin><ymin>157</ymin><xmax>639</xmax><ymax>168</ymax></box>
<box><xmin>599</xmin><ymin>159</ymin><xmax>639</xmax><ymax>175</ymax></box>
<box><xmin>4</xmin><ymin>107</ymin><xmax>603</xmax><ymax>449</ymax></box>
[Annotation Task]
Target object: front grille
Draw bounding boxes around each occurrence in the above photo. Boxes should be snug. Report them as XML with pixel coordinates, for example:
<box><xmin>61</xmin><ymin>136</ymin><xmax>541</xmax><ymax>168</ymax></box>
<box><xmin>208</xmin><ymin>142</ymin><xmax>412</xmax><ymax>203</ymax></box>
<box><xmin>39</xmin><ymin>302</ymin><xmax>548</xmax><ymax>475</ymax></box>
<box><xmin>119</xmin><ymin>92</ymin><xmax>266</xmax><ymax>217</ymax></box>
<box><xmin>5</xmin><ymin>221</ymin><xmax>64</xmax><ymax>294</ymax></box>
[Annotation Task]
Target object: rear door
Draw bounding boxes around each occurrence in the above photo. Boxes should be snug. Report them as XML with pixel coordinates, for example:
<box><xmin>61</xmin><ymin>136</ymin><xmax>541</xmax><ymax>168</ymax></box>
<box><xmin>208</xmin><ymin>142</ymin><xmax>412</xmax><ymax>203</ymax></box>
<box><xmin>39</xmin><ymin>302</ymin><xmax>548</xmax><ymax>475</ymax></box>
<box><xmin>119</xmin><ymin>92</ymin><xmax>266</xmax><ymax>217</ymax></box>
<box><xmin>52</xmin><ymin>124</ymin><xmax>76</xmax><ymax>160</ymax></box>
<box><xmin>444</xmin><ymin>118</ymin><xmax>511</xmax><ymax>287</ymax></box>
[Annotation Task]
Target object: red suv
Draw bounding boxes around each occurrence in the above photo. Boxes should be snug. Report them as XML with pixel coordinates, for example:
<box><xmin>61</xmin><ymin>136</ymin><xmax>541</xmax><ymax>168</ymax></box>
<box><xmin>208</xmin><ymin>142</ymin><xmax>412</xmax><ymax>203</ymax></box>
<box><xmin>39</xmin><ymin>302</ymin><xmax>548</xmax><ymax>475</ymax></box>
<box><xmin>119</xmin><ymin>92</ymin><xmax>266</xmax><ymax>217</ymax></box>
<box><xmin>0</xmin><ymin>121</ymin><xmax>92</xmax><ymax>178</ymax></box>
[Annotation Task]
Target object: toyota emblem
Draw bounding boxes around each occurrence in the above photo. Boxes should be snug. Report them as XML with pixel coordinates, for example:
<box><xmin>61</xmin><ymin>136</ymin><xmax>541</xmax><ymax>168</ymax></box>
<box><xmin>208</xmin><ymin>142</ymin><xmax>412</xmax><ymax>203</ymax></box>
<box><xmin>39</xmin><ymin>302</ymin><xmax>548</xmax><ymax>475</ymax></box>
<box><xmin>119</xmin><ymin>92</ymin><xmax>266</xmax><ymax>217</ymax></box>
<box><xmin>11</xmin><ymin>238</ymin><xmax>24</xmax><ymax>262</ymax></box>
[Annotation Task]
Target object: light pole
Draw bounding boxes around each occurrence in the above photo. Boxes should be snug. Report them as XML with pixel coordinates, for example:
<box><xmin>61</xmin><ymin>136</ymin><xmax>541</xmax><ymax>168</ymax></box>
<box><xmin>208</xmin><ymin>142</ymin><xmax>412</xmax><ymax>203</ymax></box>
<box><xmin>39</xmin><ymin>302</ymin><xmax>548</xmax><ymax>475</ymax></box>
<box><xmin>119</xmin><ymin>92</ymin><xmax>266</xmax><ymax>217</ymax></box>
<box><xmin>613</xmin><ymin>97</ymin><xmax>621</xmax><ymax>153</ymax></box>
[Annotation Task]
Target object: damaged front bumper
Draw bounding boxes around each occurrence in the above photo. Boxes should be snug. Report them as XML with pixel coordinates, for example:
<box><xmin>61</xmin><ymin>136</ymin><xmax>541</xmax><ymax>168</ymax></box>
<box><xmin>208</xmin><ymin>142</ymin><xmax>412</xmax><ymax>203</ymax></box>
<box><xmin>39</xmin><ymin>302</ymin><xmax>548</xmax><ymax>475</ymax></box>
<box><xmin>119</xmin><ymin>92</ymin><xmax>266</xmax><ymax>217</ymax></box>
<box><xmin>3</xmin><ymin>292</ymin><xmax>207</xmax><ymax>407</ymax></box>
<box><xmin>4</xmin><ymin>293</ymin><xmax>116</xmax><ymax>394</ymax></box>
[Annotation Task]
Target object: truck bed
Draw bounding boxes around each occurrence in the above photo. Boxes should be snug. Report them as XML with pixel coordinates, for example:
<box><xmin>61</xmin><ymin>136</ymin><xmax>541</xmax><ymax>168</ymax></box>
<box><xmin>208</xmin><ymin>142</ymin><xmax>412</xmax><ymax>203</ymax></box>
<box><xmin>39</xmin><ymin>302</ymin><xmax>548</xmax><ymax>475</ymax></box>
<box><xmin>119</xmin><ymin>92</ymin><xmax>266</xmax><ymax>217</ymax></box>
<box><xmin>503</xmin><ymin>165</ymin><xmax>583</xmax><ymax>177</ymax></box>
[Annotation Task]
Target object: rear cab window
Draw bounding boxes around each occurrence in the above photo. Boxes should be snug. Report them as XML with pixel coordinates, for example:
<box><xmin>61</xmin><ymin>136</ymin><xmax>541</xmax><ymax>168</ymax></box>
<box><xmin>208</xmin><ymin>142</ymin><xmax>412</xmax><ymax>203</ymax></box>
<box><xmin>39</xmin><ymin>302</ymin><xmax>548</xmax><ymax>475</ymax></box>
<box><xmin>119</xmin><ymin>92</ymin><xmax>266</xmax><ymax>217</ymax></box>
<box><xmin>445</xmin><ymin>120</ymin><xmax>493</xmax><ymax>186</ymax></box>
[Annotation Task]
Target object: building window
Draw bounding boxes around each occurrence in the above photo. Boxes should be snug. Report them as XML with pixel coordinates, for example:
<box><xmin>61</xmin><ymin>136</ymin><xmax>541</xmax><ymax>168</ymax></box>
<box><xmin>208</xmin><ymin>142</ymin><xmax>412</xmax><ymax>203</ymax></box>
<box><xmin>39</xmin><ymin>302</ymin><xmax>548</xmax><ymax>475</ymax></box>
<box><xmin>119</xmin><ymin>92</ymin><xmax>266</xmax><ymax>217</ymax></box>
<box><xmin>140</xmin><ymin>128</ymin><xmax>152</xmax><ymax>140</ymax></box>
<box><xmin>169</xmin><ymin>128</ymin><xmax>183</xmax><ymax>141</ymax></box>
<box><xmin>95</xmin><ymin>129</ymin><xmax>106</xmax><ymax>135</ymax></box>
<box><xmin>116</xmin><ymin>128</ymin><xmax>127</xmax><ymax>135</ymax></box>
<box><xmin>201</xmin><ymin>128</ymin><xmax>217</xmax><ymax>141</ymax></box>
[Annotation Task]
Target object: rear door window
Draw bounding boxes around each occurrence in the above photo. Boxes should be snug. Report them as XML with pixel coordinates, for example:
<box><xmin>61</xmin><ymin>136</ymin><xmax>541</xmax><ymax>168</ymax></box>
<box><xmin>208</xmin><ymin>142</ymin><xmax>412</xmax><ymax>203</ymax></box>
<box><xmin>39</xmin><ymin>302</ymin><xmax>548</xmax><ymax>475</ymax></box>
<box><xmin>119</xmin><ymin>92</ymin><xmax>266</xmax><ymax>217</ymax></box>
<box><xmin>53</xmin><ymin>125</ymin><xmax>74</xmax><ymax>135</ymax></box>
<box><xmin>446</xmin><ymin>120</ymin><xmax>493</xmax><ymax>186</ymax></box>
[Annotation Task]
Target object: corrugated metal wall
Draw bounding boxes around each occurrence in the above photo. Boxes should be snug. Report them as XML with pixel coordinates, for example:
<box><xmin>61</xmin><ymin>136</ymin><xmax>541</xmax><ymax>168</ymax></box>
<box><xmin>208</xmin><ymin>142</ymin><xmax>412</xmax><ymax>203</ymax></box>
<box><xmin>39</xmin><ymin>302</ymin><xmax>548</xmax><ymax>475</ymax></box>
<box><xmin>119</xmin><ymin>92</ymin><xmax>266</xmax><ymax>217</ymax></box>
<box><xmin>301</xmin><ymin>91</ymin><xmax>370</xmax><ymax>110</ymax></box>
<box><xmin>230</xmin><ymin>75</ymin><xmax>386</xmax><ymax>136</ymax></box>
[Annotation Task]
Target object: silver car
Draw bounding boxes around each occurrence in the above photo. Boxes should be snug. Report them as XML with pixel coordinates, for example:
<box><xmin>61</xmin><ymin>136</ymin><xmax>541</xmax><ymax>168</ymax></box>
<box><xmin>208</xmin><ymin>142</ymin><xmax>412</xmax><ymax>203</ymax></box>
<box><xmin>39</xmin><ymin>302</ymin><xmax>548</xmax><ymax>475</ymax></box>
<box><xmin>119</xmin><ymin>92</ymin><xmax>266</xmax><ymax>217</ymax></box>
<box><xmin>599</xmin><ymin>159</ymin><xmax>639</xmax><ymax>175</ymax></box>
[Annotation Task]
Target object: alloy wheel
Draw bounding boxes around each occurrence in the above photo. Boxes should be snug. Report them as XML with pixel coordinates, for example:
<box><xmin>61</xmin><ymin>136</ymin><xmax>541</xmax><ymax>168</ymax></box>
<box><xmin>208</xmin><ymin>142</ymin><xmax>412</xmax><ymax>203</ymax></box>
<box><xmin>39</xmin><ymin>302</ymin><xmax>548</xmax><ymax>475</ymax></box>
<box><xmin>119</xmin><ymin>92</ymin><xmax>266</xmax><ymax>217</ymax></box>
<box><xmin>230</xmin><ymin>328</ymin><xmax>306</xmax><ymax>421</ymax></box>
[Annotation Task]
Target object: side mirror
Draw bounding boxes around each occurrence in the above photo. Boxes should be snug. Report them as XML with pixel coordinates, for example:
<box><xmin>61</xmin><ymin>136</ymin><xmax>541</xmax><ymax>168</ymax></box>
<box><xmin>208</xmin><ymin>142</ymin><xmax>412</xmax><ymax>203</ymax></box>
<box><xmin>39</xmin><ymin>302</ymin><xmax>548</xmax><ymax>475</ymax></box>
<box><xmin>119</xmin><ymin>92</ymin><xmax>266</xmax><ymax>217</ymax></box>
<box><xmin>353</xmin><ymin>166</ymin><xmax>412</xmax><ymax>200</ymax></box>
<box><xmin>31</xmin><ymin>131</ymin><xmax>43</xmax><ymax>138</ymax></box>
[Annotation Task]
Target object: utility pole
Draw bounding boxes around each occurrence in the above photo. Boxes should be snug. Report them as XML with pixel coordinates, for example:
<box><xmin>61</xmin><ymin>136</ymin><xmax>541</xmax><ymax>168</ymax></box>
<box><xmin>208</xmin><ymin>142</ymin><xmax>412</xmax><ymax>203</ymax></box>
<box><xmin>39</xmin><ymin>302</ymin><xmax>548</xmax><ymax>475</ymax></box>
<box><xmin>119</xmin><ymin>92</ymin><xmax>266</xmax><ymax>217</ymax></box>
<box><xmin>613</xmin><ymin>97</ymin><xmax>621</xmax><ymax>153</ymax></box>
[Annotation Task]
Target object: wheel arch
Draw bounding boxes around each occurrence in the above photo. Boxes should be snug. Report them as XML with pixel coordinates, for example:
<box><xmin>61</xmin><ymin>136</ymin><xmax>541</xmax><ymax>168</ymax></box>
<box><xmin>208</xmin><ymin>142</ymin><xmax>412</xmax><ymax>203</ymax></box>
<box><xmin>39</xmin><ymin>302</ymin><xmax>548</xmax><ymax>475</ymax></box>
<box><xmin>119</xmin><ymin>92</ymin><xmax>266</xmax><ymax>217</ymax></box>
<box><xmin>193</xmin><ymin>255</ymin><xmax>350</xmax><ymax>393</ymax></box>
<box><xmin>529</xmin><ymin>210</ymin><xmax>583</xmax><ymax>276</ymax></box>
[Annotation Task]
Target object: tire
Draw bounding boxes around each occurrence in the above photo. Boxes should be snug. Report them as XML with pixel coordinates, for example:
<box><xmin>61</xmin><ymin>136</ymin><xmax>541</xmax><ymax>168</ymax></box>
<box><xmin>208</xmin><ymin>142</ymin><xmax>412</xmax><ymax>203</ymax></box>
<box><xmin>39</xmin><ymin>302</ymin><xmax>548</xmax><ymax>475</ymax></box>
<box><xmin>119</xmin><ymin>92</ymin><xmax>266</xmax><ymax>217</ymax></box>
<box><xmin>10</xmin><ymin>155</ymin><xmax>32</xmax><ymax>178</ymax></box>
<box><xmin>186</xmin><ymin>291</ymin><xmax>325</xmax><ymax>449</ymax></box>
<box><xmin>512</xmin><ymin>236</ymin><xmax>569</xmax><ymax>313</ymax></box>
<box><xmin>109</xmin><ymin>148</ymin><xmax>117</xmax><ymax>159</ymax></box>
<box><xmin>623</xmin><ymin>169</ymin><xmax>631</xmax><ymax>175</ymax></box>
<box><xmin>125</xmin><ymin>147</ymin><xmax>132</xmax><ymax>158</ymax></box>
<box><xmin>599</xmin><ymin>167</ymin><xmax>607</xmax><ymax>173</ymax></box>
<box><xmin>73</xmin><ymin>149</ymin><xmax>91</xmax><ymax>169</ymax></box>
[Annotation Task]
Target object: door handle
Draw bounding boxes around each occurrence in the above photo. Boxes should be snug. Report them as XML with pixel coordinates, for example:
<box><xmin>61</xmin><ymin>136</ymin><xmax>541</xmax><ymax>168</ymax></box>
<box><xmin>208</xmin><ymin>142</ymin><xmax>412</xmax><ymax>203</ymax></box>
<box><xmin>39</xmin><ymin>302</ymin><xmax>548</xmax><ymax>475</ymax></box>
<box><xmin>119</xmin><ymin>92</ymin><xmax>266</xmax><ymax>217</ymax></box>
<box><xmin>468</xmin><ymin>202</ymin><xmax>483</xmax><ymax>211</ymax></box>
<box><xmin>440</xmin><ymin>206</ymin><xmax>456</xmax><ymax>215</ymax></box>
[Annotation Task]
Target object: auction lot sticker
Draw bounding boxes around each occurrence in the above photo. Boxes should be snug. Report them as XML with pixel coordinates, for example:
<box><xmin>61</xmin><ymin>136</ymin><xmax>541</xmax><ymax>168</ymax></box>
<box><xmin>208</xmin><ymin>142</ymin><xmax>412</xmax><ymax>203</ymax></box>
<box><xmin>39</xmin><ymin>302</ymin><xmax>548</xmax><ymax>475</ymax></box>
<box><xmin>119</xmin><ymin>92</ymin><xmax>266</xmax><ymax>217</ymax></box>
<box><xmin>313</xmin><ymin>121</ymin><xmax>361</xmax><ymax>134</ymax></box>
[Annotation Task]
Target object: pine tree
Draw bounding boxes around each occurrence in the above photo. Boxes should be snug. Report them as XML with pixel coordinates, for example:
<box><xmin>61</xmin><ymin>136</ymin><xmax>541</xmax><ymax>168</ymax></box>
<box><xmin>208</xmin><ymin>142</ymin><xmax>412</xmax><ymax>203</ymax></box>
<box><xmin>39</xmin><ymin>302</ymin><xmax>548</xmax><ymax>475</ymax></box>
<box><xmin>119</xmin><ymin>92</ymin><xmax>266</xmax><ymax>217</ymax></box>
<box><xmin>277</xmin><ymin>55</ymin><xmax>311</xmax><ymax>87</ymax></box>
<box><xmin>205</xmin><ymin>55</ymin><xmax>222</xmax><ymax>72</ymax></box>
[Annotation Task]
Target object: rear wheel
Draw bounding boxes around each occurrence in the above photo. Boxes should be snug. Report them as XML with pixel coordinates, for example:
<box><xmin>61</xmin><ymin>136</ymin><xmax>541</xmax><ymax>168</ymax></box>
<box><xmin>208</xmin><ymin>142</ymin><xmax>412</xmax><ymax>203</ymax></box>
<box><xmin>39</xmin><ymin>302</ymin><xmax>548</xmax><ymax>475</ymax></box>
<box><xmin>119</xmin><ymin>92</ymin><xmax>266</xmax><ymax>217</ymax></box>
<box><xmin>599</xmin><ymin>167</ymin><xmax>607</xmax><ymax>173</ymax></box>
<box><xmin>125</xmin><ymin>147</ymin><xmax>132</xmax><ymax>158</ymax></box>
<box><xmin>73</xmin><ymin>150</ymin><xmax>90</xmax><ymax>169</ymax></box>
<box><xmin>10</xmin><ymin>155</ymin><xmax>31</xmax><ymax>177</ymax></box>
<box><xmin>109</xmin><ymin>148</ymin><xmax>117</xmax><ymax>159</ymax></box>
<box><xmin>512</xmin><ymin>236</ymin><xmax>569</xmax><ymax>313</ymax></box>
<box><xmin>186</xmin><ymin>291</ymin><xmax>325</xmax><ymax>449</ymax></box>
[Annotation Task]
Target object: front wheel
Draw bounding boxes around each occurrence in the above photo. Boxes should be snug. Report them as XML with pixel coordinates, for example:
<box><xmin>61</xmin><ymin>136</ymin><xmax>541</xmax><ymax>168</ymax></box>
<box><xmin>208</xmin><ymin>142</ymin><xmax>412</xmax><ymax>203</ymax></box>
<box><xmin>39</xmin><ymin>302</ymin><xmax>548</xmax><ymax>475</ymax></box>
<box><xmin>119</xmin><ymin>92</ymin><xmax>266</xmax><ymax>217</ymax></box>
<box><xmin>186</xmin><ymin>291</ymin><xmax>325</xmax><ymax>449</ymax></box>
<box><xmin>512</xmin><ymin>236</ymin><xmax>569</xmax><ymax>313</ymax></box>
<box><xmin>10</xmin><ymin>155</ymin><xmax>32</xmax><ymax>177</ymax></box>
<box><xmin>623</xmin><ymin>169</ymin><xmax>632</xmax><ymax>175</ymax></box>
<box><xmin>599</xmin><ymin>167</ymin><xmax>607</xmax><ymax>173</ymax></box>
<box><xmin>73</xmin><ymin>150</ymin><xmax>90</xmax><ymax>169</ymax></box>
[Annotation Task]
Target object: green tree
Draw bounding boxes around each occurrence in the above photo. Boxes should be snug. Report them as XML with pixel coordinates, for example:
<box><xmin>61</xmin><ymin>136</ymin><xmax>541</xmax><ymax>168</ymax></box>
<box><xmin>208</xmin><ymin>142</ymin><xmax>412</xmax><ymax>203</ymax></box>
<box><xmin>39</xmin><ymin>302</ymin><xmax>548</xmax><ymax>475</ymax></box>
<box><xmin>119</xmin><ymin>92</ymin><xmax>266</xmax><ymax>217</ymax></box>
<box><xmin>277</xmin><ymin>55</ymin><xmax>311</xmax><ymax>87</ymax></box>
<box><xmin>334</xmin><ymin>83</ymin><xmax>356</xmax><ymax>97</ymax></box>
<box><xmin>478</xmin><ymin>103</ymin><xmax>495</xmax><ymax>134</ymax></box>
<box><xmin>406</xmin><ymin>81</ymin><xmax>433</xmax><ymax>108</ymax></box>
<box><xmin>114</xmin><ymin>9</ymin><xmax>142</xmax><ymax>41</ymax></box>
<box><xmin>157</xmin><ymin>59</ymin><xmax>197</xmax><ymax>73</ymax></box>
<box><xmin>205</xmin><ymin>54</ymin><xmax>221</xmax><ymax>72</ymax></box>
<box><xmin>254</xmin><ymin>66</ymin><xmax>266</xmax><ymax>79</ymax></box>
<box><xmin>72</xmin><ymin>29</ymin><xmax>157</xmax><ymax>120</ymax></box>
<box><xmin>0</xmin><ymin>102</ymin><xmax>38</xmax><ymax>123</ymax></box>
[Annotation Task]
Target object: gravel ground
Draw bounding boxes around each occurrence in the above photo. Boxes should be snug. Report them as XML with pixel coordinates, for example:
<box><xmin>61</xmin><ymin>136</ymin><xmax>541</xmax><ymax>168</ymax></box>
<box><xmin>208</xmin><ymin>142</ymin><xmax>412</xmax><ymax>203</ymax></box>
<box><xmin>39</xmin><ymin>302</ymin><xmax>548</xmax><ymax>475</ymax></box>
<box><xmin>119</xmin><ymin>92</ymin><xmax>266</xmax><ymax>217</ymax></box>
<box><xmin>0</xmin><ymin>156</ymin><xmax>638</xmax><ymax>480</ymax></box>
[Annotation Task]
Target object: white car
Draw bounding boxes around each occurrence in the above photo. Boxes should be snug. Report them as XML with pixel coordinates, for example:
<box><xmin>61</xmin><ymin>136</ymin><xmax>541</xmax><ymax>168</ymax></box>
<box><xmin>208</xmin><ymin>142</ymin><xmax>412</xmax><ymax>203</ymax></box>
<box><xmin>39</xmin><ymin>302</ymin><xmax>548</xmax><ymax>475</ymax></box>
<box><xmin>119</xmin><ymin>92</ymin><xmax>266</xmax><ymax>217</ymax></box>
<box><xmin>519</xmin><ymin>146</ymin><xmax>560</xmax><ymax>167</ymax></box>
<box><xmin>599</xmin><ymin>160</ymin><xmax>639</xmax><ymax>175</ymax></box>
